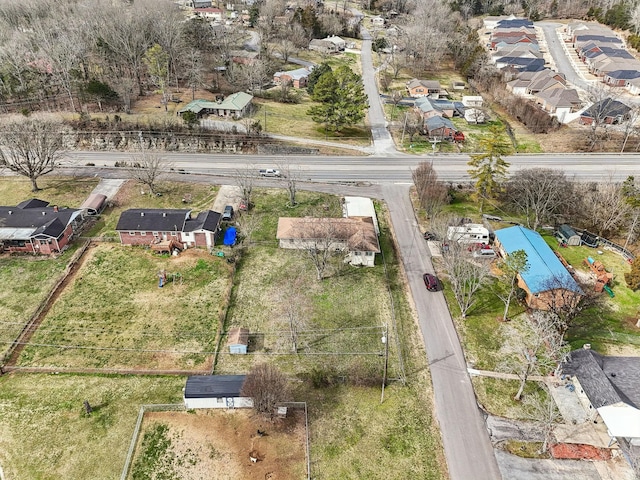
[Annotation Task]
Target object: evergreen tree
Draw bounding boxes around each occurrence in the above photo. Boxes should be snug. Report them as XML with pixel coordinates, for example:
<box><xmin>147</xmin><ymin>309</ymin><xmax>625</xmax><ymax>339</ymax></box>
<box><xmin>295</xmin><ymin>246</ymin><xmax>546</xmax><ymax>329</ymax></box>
<box><xmin>307</xmin><ymin>66</ymin><xmax>367</xmax><ymax>132</ymax></box>
<box><xmin>467</xmin><ymin>125</ymin><xmax>512</xmax><ymax>212</ymax></box>
<box><xmin>306</xmin><ymin>62</ymin><xmax>332</xmax><ymax>95</ymax></box>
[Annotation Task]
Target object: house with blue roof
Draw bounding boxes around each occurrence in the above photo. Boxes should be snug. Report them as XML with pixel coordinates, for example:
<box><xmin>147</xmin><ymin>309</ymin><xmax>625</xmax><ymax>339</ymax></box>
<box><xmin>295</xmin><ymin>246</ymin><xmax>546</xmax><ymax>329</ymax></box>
<box><xmin>494</xmin><ymin>226</ymin><xmax>583</xmax><ymax>310</ymax></box>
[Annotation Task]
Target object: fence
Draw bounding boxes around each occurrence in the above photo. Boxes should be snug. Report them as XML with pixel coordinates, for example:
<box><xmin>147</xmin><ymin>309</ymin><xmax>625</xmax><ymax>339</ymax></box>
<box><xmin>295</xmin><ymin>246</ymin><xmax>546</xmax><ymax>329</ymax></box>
<box><xmin>120</xmin><ymin>403</ymin><xmax>186</xmax><ymax>480</ymax></box>
<box><xmin>573</xmin><ymin>227</ymin><xmax>635</xmax><ymax>262</ymax></box>
<box><xmin>282</xmin><ymin>402</ymin><xmax>311</xmax><ymax>480</ymax></box>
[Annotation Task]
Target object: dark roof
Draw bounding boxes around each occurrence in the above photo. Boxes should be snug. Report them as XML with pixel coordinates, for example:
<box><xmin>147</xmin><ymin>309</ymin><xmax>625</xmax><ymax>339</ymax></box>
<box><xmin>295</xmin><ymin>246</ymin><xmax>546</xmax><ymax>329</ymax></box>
<box><xmin>115</xmin><ymin>209</ymin><xmax>190</xmax><ymax>232</ymax></box>
<box><xmin>558</xmin><ymin>224</ymin><xmax>578</xmax><ymax>239</ymax></box>
<box><xmin>561</xmin><ymin>348</ymin><xmax>640</xmax><ymax>408</ymax></box>
<box><xmin>16</xmin><ymin>198</ymin><xmax>49</xmax><ymax>209</ymax></box>
<box><xmin>183</xmin><ymin>210</ymin><xmax>221</xmax><ymax>233</ymax></box>
<box><xmin>582</xmin><ymin>98</ymin><xmax>631</xmax><ymax>119</ymax></box>
<box><xmin>605</xmin><ymin>70</ymin><xmax>640</xmax><ymax>80</ymax></box>
<box><xmin>0</xmin><ymin>205</ymin><xmax>81</xmax><ymax>239</ymax></box>
<box><xmin>184</xmin><ymin>375</ymin><xmax>246</xmax><ymax>398</ymax></box>
<box><xmin>575</xmin><ymin>34</ymin><xmax>622</xmax><ymax>44</ymax></box>
<box><xmin>425</xmin><ymin>116</ymin><xmax>455</xmax><ymax>132</ymax></box>
<box><xmin>496</xmin><ymin>19</ymin><xmax>533</xmax><ymax>28</ymax></box>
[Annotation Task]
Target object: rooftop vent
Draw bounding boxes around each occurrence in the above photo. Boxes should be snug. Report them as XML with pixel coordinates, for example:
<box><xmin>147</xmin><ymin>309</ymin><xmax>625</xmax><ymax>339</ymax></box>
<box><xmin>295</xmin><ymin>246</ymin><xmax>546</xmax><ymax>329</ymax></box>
<box><xmin>141</xmin><ymin>212</ymin><xmax>145</xmax><ymax>217</ymax></box>
<box><xmin>7</xmin><ymin>210</ymin><xmax>11</xmax><ymax>215</ymax></box>
<box><xmin>163</xmin><ymin>212</ymin><xmax>167</xmax><ymax>217</ymax></box>
<box><xmin>42</xmin><ymin>212</ymin><xmax>46</xmax><ymax>216</ymax></box>
<box><xmin>583</xmin><ymin>343</ymin><xmax>591</xmax><ymax>350</ymax></box>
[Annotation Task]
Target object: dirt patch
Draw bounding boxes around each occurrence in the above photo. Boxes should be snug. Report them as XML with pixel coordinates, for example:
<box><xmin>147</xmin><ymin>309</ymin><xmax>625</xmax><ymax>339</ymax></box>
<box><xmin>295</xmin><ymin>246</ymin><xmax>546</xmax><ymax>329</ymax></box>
<box><xmin>549</xmin><ymin>443</ymin><xmax>612</xmax><ymax>460</ymax></box>
<box><xmin>134</xmin><ymin>409</ymin><xmax>306</xmax><ymax>480</ymax></box>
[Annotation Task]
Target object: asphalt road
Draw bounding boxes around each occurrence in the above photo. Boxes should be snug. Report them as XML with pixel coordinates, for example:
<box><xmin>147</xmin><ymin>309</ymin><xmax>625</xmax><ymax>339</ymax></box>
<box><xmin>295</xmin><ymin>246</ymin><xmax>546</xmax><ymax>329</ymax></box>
<box><xmin>62</xmin><ymin>151</ymin><xmax>640</xmax><ymax>183</ymax></box>
<box><xmin>537</xmin><ymin>22</ymin><xmax>591</xmax><ymax>91</ymax></box>
<box><xmin>383</xmin><ymin>184</ymin><xmax>501</xmax><ymax>480</ymax></box>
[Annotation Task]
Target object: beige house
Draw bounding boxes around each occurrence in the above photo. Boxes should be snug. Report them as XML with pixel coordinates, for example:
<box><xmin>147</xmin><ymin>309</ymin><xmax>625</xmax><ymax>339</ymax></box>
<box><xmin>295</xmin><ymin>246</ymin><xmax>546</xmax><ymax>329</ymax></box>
<box><xmin>276</xmin><ymin>216</ymin><xmax>380</xmax><ymax>267</ymax></box>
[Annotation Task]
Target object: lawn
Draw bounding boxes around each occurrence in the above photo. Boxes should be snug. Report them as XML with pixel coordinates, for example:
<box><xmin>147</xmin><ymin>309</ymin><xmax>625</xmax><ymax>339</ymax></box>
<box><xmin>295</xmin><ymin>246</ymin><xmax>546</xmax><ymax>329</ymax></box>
<box><xmin>214</xmin><ymin>189</ymin><xmax>446</xmax><ymax>479</ymax></box>
<box><xmin>0</xmin><ymin>373</ymin><xmax>183</xmax><ymax>480</ymax></box>
<box><xmin>472</xmin><ymin>376</ymin><xmax>549</xmax><ymax>419</ymax></box>
<box><xmin>86</xmin><ymin>179</ymin><xmax>218</xmax><ymax>239</ymax></box>
<box><xmin>0</xmin><ymin>176</ymin><xmax>100</xmax><ymax>208</ymax></box>
<box><xmin>17</xmin><ymin>244</ymin><xmax>234</xmax><ymax>370</ymax></box>
<box><xmin>0</xmin><ymin>248</ymin><xmax>78</xmax><ymax>362</ymax></box>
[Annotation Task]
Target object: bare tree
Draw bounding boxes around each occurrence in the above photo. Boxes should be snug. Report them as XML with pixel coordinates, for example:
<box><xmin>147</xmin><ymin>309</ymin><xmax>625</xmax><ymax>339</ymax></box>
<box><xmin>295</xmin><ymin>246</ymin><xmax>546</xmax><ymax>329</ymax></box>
<box><xmin>496</xmin><ymin>249</ymin><xmax>529</xmax><ymax>322</ymax></box>
<box><xmin>130</xmin><ymin>151</ymin><xmax>170</xmax><ymax>195</ymax></box>
<box><xmin>299</xmin><ymin>219</ymin><xmax>344</xmax><ymax>281</ymax></box>
<box><xmin>499</xmin><ymin>311</ymin><xmax>568</xmax><ymax>401</ymax></box>
<box><xmin>440</xmin><ymin>240</ymin><xmax>490</xmax><ymax>317</ymax></box>
<box><xmin>184</xmin><ymin>49</ymin><xmax>203</xmax><ymax>101</ymax></box>
<box><xmin>538</xmin><ymin>276</ymin><xmax>587</xmax><ymax>336</ymax></box>
<box><xmin>583</xmin><ymin>84</ymin><xmax>623</xmax><ymax>151</ymax></box>
<box><xmin>235</xmin><ymin>165</ymin><xmax>256</xmax><ymax>208</ymax></box>
<box><xmin>576</xmin><ymin>179</ymin><xmax>631</xmax><ymax>236</ymax></box>
<box><xmin>279</xmin><ymin>163</ymin><xmax>303</xmax><ymax>206</ymax></box>
<box><xmin>523</xmin><ymin>386</ymin><xmax>561</xmax><ymax>454</ymax></box>
<box><xmin>241</xmin><ymin>363</ymin><xmax>290</xmax><ymax>419</ymax></box>
<box><xmin>0</xmin><ymin>118</ymin><xmax>65</xmax><ymax>191</ymax></box>
<box><xmin>277</xmin><ymin>271</ymin><xmax>309</xmax><ymax>353</ymax></box>
<box><xmin>412</xmin><ymin>161</ymin><xmax>449</xmax><ymax>219</ymax></box>
<box><xmin>505</xmin><ymin>168</ymin><xmax>573</xmax><ymax>230</ymax></box>
<box><xmin>620</xmin><ymin>104</ymin><xmax>640</xmax><ymax>152</ymax></box>
<box><xmin>275</xmin><ymin>39</ymin><xmax>297</xmax><ymax>63</ymax></box>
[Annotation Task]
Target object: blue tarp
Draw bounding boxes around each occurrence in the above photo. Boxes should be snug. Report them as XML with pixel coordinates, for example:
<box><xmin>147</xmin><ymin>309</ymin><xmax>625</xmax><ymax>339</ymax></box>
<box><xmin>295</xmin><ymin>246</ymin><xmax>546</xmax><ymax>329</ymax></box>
<box><xmin>223</xmin><ymin>227</ymin><xmax>237</xmax><ymax>246</ymax></box>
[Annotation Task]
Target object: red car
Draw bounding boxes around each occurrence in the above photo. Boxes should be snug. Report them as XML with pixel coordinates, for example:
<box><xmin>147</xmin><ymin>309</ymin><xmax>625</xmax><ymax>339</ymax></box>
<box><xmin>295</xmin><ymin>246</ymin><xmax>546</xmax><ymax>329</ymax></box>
<box><xmin>423</xmin><ymin>273</ymin><xmax>439</xmax><ymax>292</ymax></box>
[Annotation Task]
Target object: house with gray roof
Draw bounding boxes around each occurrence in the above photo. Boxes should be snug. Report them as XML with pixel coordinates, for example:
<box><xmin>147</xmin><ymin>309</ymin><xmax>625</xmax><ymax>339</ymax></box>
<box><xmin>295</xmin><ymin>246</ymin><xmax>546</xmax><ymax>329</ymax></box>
<box><xmin>561</xmin><ymin>346</ymin><xmax>640</xmax><ymax>461</ymax></box>
<box><xmin>116</xmin><ymin>209</ymin><xmax>221</xmax><ymax>249</ymax></box>
<box><xmin>273</xmin><ymin>66</ymin><xmax>312</xmax><ymax>88</ymax></box>
<box><xmin>0</xmin><ymin>199</ymin><xmax>82</xmax><ymax>255</ymax></box>
<box><xmin>183</xmin><ymin>375</ymin><xmax>253</xmax><ymax>409</ymax></box>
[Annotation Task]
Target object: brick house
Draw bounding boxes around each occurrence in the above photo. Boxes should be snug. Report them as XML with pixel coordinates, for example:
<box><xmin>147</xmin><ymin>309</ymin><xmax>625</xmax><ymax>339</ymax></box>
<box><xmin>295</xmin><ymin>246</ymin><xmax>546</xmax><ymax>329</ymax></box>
<box><xmin>0</xmin><ymin>199</ymin><xmax>82</xmax><ymax>254</ymax></box>
<box><xmin>406</xmin><ymin>79</ymin><xmax>442</xmax><ymax>98</ymax></box>
<box><xmin>116</xmin><ymin>209</ymin><xmax>221</xmax><ymax>249</ymax></box>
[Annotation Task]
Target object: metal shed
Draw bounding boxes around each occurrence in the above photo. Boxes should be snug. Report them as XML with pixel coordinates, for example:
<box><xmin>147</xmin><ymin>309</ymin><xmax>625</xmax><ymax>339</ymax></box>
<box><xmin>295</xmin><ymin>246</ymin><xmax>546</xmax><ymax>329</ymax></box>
<box><xmin>227</xmin><ymin>327</ymin><xmax>249</xmax><ymax>354</ymax></box>
<box><xmin>557</xmin><ymin>224</ymin><xmax>581</xmax><ymax>246</ymax></box>
<box><xmin>80</xmin><ymin>193</ymin><xmax>107</xmax><ymax>215</ymax></box>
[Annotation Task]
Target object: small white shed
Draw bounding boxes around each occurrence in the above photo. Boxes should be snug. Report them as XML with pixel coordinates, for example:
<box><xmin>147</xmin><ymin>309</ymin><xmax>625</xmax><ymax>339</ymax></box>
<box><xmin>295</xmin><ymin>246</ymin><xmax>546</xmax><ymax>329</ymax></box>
<box><xmin>462</xmin><ymin>96</ymin><xmax>484</xmax><ymax>108</ymax></box>
<box><xmin>183</xmin><ymin>375</ymin><xmax>254</xmax><ymax>409</ymax></box>
<box><xmin>227</xmin><ymin>327</ymin><xmax>249</xmax><ymax>354</ymax></box>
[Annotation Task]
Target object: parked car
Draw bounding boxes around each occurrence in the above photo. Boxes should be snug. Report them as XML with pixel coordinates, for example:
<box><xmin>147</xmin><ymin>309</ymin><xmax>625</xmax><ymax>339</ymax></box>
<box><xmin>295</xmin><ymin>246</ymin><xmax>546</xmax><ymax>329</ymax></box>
<box><xmin>423</xmin><ymin>231</ymin><xmax>438</xmax><ymax>241</ymax></box>
<box><xmin>423</xmin><ymin>273</ymin><xmax>439</xmax><ymax>292</ymax></box>
<box><xmin>467</xmin><ymin>242</ymin><xmax>490</xmax><ymax>252</ymax></box>
<box><xmin>259</xmin><ymin>168</ymin><xmax>282</xmax><ymax>177</ymax></box>
<box><xmin>472</xmin><ymin>247</ymin><xmax>497</xmax><ymax>258</ymax></box>
<box><xmin>222</xmin><ymin>205</ymin><xmax>234</xmax><ymax>221</ymax></box>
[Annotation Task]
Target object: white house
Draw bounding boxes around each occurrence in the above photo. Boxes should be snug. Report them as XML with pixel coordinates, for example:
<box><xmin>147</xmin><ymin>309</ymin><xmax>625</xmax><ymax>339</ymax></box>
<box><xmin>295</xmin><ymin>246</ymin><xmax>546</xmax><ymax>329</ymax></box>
<box><xmin>446</xmin><ymin>223</ymin><xmax>490</xmax><ymax>244</ymax></box>
<box><xmin>462</xmin><ymin>96</ymin><xmax>484</xmax><ymax>108</ymax></box>
<box><xmin>276</xmin><ymin>216</ymin><xmax>380</xmax><ymax>267</ymax></box>
<box><xmin>183</xmin><ymin>375</ymin><xmax>253</xmax><ymax>409</ymax></box>
<box><xmin>343</xmin><ymin>196</ymin><xmax>379</xmax><ymax>235</ymax></box>
<box><xmin>194</xmin><ymin>7</ymin><xmax>223</xmax><ymax>21</ymax></box>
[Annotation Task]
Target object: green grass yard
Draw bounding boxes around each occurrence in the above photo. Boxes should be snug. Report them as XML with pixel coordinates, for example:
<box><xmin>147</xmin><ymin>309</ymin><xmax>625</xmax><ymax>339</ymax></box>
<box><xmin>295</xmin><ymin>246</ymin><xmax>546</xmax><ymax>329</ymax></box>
<box><xmin>17</xmin><ymin>244</ymin><xmax>233</xmax><ymax>370</ymax></box>
<box><xmin>0</xmin><ymin>373</ymin><xmax>183</xmax><ymax>480</ymax></box>
<box><xmin>0</xmin><ymin>176</ymin><xmax>100</xmax><ymax>208</ymax></box>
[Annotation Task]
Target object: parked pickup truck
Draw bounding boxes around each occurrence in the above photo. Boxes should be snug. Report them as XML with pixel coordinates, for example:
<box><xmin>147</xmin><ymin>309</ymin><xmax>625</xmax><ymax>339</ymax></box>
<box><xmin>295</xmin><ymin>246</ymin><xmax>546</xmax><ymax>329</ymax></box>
<box><xmin>259</xmin><ymin>168</ymin><xmax>282</xmax><ymax>177</ymax></box>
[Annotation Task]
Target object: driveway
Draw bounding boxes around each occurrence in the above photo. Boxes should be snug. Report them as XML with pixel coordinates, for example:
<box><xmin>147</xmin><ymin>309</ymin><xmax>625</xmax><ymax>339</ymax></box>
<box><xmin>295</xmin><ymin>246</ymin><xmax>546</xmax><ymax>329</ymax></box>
<box><xmin>89</xmin><ymin>178</ymin><xmax>126</xmax><ymax>201</ymax></box>
<box><xmin>382</xmin><ymin>184</ymin><xmax>501</xmax><ymax>480</ymax></box>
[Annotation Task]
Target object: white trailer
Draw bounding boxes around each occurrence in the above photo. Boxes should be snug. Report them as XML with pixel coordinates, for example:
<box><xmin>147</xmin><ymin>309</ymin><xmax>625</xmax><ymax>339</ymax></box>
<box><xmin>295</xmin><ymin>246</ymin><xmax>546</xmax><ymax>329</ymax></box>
<box><xmin>446</xmin><ymin>223</ymin><xmax>490</xmax><ymax>244</ymax></box>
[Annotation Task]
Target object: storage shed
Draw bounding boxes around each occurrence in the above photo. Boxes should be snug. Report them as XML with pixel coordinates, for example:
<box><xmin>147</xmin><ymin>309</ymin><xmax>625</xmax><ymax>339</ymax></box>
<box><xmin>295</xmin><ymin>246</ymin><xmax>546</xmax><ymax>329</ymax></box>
<box><xmin>80</xmin><ymin>193</ymin><xmax>107</xmax><ymax>215</ymax></box>
<box><xmin>183</xmin><ymin>375</ymin><xmax>253</xmax><ymax>409</ymax></box>
<box><xmin>557</xmin><ymin>224</ymin><xmax>581</xmax><ymax>246</ymax></box>
<box><xmin>227</xmin><ymin>327</ymin><xmax>249</xmax><ymax>354</ymax></box>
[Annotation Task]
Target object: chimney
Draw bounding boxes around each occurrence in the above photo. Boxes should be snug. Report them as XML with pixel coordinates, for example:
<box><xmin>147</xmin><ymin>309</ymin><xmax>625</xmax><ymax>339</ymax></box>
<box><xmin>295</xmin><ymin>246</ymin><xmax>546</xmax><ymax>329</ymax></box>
<box><xmin>53</xmin><ymin>205</ymin><xmax>59</xmax><ymax>212</ymax></box>
<box><xmin>583</xmin><ymin>343</ymin><xmax>591</xmax><ymax>350</ymax></box>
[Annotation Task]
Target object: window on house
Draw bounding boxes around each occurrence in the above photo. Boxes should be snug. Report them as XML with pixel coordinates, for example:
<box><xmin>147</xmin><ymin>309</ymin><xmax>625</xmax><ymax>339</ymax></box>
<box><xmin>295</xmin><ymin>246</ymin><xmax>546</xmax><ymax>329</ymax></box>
<box><xmin>129</xmin><ymin>232</ymin><xmax>136</xmax><ymax>236</ymax></box>
<box><xmin>140</xmin><ymin>232</ymin><xmax>146</xmax><ymax>236</ymax></box>
<box><xmin>216</xmin><ymin>397</ymin><xmax>224</xmax><ymax>404</ymax></box>
<box><xmin>152</xmin><ymin>232</ymin><xmax>158</xmax><ymax>236</ymax></box>
<box><xmin>366</xmin><ymin>251</ymin><xmax>373</xmax><ymax>256</ymax></box>
<box><xmin>171</xmin><ymin>232</ymin><xmax>177</xmax><ymax>237</ymax></box>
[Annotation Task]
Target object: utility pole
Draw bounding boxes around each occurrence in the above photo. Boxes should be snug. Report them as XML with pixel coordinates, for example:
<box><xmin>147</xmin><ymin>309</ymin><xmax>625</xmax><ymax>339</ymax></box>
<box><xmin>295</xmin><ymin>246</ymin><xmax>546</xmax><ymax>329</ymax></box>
<box><xmin>380</xmin><ymin>322</ymin><xmax>389</xmax><ymax>404</ymax></box>
<box><xmin>264</xmin><ymin>108</ymin><xmax>267</xmax><ymax>133</ymax></box>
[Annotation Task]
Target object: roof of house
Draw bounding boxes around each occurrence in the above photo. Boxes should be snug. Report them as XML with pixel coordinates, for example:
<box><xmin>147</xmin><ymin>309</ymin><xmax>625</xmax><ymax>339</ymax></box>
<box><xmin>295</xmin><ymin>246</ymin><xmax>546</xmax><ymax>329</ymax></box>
<box><xmin>574</xmin><ymin>34</ymin><xmax>621</xmax><ymax>44</ymax></box>
<box><xmin>605</xmin><ymin>69</ymin><xmax>640</xmax><ymax>80</ymax></box>
<box><xmin>276</xmin><ymin>216</ymin><xmax>380</xmax><ymax>252</ymax></box>
<box><xmin>184</xmin><ymin>375</ymin><xmax>246</xmax><ymax>398</ymax></box>
<box><xmin>183</xmin><ymin>210</ymin><xmax>221</xmax><ymax>233</ymax></box>
<box><xmin>414</xmin><ymin>97</ymin><xmax>436</xmax><ymax>113</ymax></box>
<box><xmin>582</xmin><ymin>98</ymin><xmax>631</xmax><ymax>119</ymax></box>
<box><xmin>535</xmin><ymin>88</ymin><xmax>581</xmax><ymax>107</ymax></box>
<box><xmin>496</xmin><ymin>19</ymin><xmax>533</xmax><ymax>29</ymax></box>
<box><xmin>227</xmin><ymin>327</ymin><xmax>249</xmax><ymax>346</ymax></box>
<box><xmin>274</xmin><ymin>67</ymin><xmax>311</xmax><ymax>80</ymax></box>
<box><xmin>115</xmin><ymin>209</ymin><xmax>191</xmax><ymax>232</ymax></box>
<box><xmin>407</xmin><ymin>79</ymin><xmax>441</xmax><ymax>90</ymax></box>
<box><xmin>216</xmin><ymin>91</ymin><xmax>253</xmax><ymax>111</ymax></box>
<box><xmin>424</xmin><ymin>116</ymin><xmax>455</xmax><ymax>132</ymax></box>
<box><xmin>0</xmin><ymin>200</ymin><xmax>82</xmax><ymax>240</ymax></box>
<box><xmin>494</xmin><ymin>225</ymin><xmax>582</xmax><ymax>294</ymax></box>
<box><xmin>562</xmin><ymin>348</ymin><xmax>640</xmax><ymax>409</ymax></box>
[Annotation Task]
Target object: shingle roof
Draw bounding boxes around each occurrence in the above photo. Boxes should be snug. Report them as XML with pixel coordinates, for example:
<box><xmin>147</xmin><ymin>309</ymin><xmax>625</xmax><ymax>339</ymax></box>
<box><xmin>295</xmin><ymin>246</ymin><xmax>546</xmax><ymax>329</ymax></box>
<box><xmin>0</xmin><ymin>203</ymin><xmax>82</xmax><ymax>240</ymax></box>
<box><xmin>274</xmin><ymin>67</ymin><xmax>311</xmax><ymax>81</ymax></box>
<box><xmin>276</xmin><ymin>216</ymin><xmax>380</xmax><ymax>252</ymax></box>
<box><xmin>16</xmin><ymin>198</ymin><xmax>49</xmax><ymax>209</ymax></box>
<box><xmin>183</xmin><ymin>210</ymin><xmax>221</xmax><ymax>233</ymax></box>
<box><xmin>115</xmin><ymin>209</ymin><xmax>190</xmax><ymax>232</ymax></box>
<box><xmin>407</xmin><ymin>79</ymin><xmax>441</xmax><ymax>90</ymax></box>
<box><xmin>184</xmin><ymin>375</ymin><xmax>246</xmax><ymax>398</ymax></box>
<box><xmin>582</xmin><ymin>98</ymin><xmax>631</xmax><ymax>119</ymax></box>
<box><xmin>605</xmin><ymin>69</ymin><xmax>640</xmax><ymax>80</ymax></box>
<box><xmin>495</xmin><ymin>226</ymin><xmax>582</xmax><ymax>294</ymax></box>
<box><xmin>424</xmin><ymin>116</ymin><xmax>455</xmax><ymax>132</ymax></box>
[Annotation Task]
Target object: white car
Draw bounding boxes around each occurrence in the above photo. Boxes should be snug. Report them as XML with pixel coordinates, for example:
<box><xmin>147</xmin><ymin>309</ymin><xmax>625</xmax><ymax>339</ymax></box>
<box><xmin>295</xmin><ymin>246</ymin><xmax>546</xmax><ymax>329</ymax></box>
<box><xmin>259</xmin><ymin>168</ymin><xmax>282</xmax><ymax>177</ymax></box>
